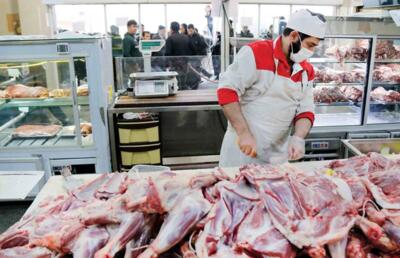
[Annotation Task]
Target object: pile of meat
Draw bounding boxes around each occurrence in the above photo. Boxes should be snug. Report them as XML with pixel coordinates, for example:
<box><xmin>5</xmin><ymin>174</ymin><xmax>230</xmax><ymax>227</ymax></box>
<box><xmin>325</xmin><ymin>40</ymin><xmax>369</xmax><ymax>62</ymax></box>
<box><xmin>373</xmin><ymin>64</ymin><xmax>400</xmax><ymax>83</ymax></box>
<box><xmin>314</xmin><ymin>86</ymin><xmax>363</xmax><ymax>103</ymax></box>
<box><xmin>371</xmin><ymin>87</ymin><xmax>400</xmax><ymax>103</ymax></box>
<box><xmin>1</xmin><ymin>153</ymin><xmax>400</xmax><ymax>258</ymax></box>
<box><xmin>375</xmin><ymin>40</ymin><xmax>400</xmax><ymax>60</ymax></box>
<box><xmin>314</xmin><ymin>67</ymin><xmax>366</xmax><ymax>84</ymax></box>
<box><xmin>0</xmin><ymin>84</ymin><xmax>49</xmax><ymax>99</ymax></box>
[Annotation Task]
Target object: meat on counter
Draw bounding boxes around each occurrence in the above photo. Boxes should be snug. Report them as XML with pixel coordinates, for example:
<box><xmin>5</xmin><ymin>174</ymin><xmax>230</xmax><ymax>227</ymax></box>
<box><xmin>1</xmin><ymin>153</ymin><xmax>400</xmax><ymax>257</ymax></box>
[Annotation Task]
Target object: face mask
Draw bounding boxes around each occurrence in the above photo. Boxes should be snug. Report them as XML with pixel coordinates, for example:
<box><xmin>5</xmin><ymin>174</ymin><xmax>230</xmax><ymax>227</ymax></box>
<box><xmin>290</xmin><ymin>36</ymin><xmax>314</xmax><ymax>63</ymax></box>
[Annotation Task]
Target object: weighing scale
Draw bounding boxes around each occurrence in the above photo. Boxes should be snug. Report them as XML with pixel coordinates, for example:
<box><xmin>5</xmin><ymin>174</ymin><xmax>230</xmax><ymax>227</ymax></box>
<box><xmin>130</xmin><ymin>40</ymin><xmax>178</xmax><ymax>98</ymax></box>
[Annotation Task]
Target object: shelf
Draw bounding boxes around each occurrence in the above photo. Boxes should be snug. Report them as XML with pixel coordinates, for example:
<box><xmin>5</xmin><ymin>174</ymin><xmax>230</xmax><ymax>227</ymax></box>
<box><xmin>315</xmin><ymin>101</ymin><xmax>360</xmax><ymax>107</ymax></box>
<box><xmin>314</xmin><ymin>82</ymin><xmax>364</xmax><ymax>87</ymax></box>
<box><xmin>372</xmin><ymin>82</ymin><xmax>400</xmax><ymax>86</ymax></box>
<box><xmin>0</xmin><ymin>96</ymin><xmax>89</xmax><ymax>110</ymax></box>
<box><xmin>310</xmin><ymin>58</ymin><xmax>367</xmax><ymax>64</ymax></box>
<box><xmin>375</xmin><ymin>59</ymin><xmax>400</xmax><ymax>63</ymax></box>
<box><xmin>370</xmin><ymin>100</ymin><xmax>400</xmax><ymax>105</ymax></box>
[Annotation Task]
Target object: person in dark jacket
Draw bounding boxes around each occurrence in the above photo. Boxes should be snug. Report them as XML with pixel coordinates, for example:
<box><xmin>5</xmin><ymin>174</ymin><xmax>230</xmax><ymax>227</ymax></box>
<box><xmin>240</xmin><ymin>25</ymin><xmax>254</xmax><ymax>38</ymax></box>
<box><xmin>165</xmin><ymin>22</ymin><xmax>193</xmax><ymax>56</ymax></box>
<box><xmin>188</xmin><ymin>24</ymin><xmax>207</xmax><ymax>56</ymax></box>
<box><xmin>166</xmin><ymin>22</ymin><xmax>200</xmax><ymax>90</ymax></box>
<box><xmin>122</xmin><ymin>20</ymin><xmax>142</xmax><ymax>57</ymax></box>
<box><xmin>188</xmin><ymin>24</ymin><xmax>211</xmax><ymax>78</ymax></box>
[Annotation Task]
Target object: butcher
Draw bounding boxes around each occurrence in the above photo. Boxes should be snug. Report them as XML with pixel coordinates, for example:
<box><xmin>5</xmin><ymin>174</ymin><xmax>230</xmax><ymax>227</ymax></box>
<box><xmin>218</xmin><ymin>9</ymin><xmax>327</xmax><ymax>166</ymax></box>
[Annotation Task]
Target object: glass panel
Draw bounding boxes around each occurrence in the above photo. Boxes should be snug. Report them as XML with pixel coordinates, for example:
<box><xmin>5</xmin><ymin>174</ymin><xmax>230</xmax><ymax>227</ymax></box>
<box><xmin>0</xmin><ymin>59</ymin><xmax>85</xmax><ymax>148</ymax></box>
<box><xmin>311</xmin><ymin>37</ymin><xmax>370</xmax><ymax>127</ymax></box>
<box><xmin>292</xmin><ymin>5</ymin><xmax>336</xmax><ymax>16</ymax></box>
<box><xmin>73</xmin><ymin>57</ymin><xmax>92</xmax><ymax>145</ymax></box>
<box><xmin>55</xmin><ymin>5</ymin><xmax>106</xmax><ymax>34</ymax></box>
<box><xmin>259</xmin><ymin>5</ymin><xmax>290</xmax><ymax>39</ymax></box>
<box><xmin>166</xmin><ymin>4</ymin><xmax>210</xmax><ymax>36</ymax></box>
<box><xmin>236</xmin><ymin>4</ymin><xmax>259</xmax><ymax>38</ymax></box>
<box><xmin>105</xmin><ymin>4</ymin><xmax>139</xmax><ymax>36</ymax></box>
<box><xmin>368</xmin><ymin>38</ymin><xmax>400</xmax><ymax>124</ymax></box>
<box><xmin>140</xmin><ymin>4</ymin><xmax>165</xmax><ymax>36</ymax></box>
<box><xmin>115</xmin><ymin>56</ymin><xmax>218</xmax><ymax>91</ymax></box>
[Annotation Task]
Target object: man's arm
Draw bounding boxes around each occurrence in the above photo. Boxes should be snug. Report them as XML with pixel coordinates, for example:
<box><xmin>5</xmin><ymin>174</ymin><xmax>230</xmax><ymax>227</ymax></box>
<box><xmin>222</xmin><ymin>102</ymin><xmax>257</xmax><ymax>157</ymax></box>
<box><xmin>293</xmin><ymin>118</ymin><xmax>312</xmax><ymax>139</ymax></box>
<box><xmin>217</xmin><ymin>46</ymin><xmax>259</xmax><ymax>158</ymax></box>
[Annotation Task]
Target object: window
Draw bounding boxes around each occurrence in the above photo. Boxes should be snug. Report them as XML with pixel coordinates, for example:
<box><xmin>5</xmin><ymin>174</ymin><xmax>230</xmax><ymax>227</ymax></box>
<box><xmin>166</xmin><ymin>4</ymin><xmax>209</xmax><ymax>35</ymax></box>
<box><xmin>55</xmin><ymin>5</ymin><xmax>106</xmax><ymax>34</ymax></box>
<box><xmin>237</xmin><ymin>4</ymin><xmax>259</xmax><ymax>38</ymax></box>
<box><xmin>105</xmin><ymin>4</ymin><xmax>139</xmax><ymax>36</ymax></box>
<box><xmin>259</xmin><ymin>5</ymin><xmax>290</xmax><ymax>38</ymax></box>
<box><xmin>140</xmin><ymin>4</ymin><xmax>165</xmax><ymax>34</ymax></box>
<box><xmin>292</xmin><ymin>5</ymin><xmax>336</xmax><ymax>16</ymax></box>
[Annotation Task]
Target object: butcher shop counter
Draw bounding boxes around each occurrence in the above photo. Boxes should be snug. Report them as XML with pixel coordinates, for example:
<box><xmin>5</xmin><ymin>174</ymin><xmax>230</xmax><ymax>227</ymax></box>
<box><xmin>26</xmin><ymin>159</ymin><xmax>331</xmax><ymax>215</ymax></box>
<box><xmin>108</xmin><ymin>90</ymin><xmax>224</xmax><ymax>171</ymax></box>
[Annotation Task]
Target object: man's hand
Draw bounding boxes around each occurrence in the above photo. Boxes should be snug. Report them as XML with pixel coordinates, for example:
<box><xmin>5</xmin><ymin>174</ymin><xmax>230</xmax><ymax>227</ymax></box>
<box><xmin>237</xmin><ymin>131</ymin><xmax>257</xmax><ymax>158</ymax></box>
<box><xmin>288</xmin><ymin>135</ymin><xmax>305</xmax><ymax>160</ymax></box>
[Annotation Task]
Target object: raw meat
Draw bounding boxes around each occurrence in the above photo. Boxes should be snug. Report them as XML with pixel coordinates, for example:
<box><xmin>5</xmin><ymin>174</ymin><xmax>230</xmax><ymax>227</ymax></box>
<box><xmin>138</xmin><ymin>190</ymin><xmax>211</xmax><ymax>258</ymax></box>
<box><xmin>5</xmin><ymin>84</ymin><xmax>48</xmax><ymax>98</ymax></box>
<box><xmin>13</xmin><ymin>125</ymin><xmax>62</xmax><ymax>138</ymax></box>
<box><xmin>71</xmin><ymin>226</ymin><xmax>109</xmax><ymax>258</ymax></box>
<box><xmin>313</xmin><ymin>86</ymin><xmax>348</xmax><ymax>103</ymax></box>
<box><xmin>325</xmin><ymin>43</ymin><xmax>368</xmax><ymax>62</ymax></box>
<box><xmin>373</xmin><ymin>64</ymin><xmax>400</xmax><ymax>83</ymax></box>
<box><xmin>363</xmin><ymin>168</ymin><xmax>400</xmax><ymax>209</ymax></box>
<box><xmin>234</xmin><ymin>202</ymin><xmax>296</xmax><ymax>257</ymax></box>
<box><xmin>0</xmin><ymin>246</ymin><xmax>53</xmax><ymax>258</ymax></box>
<box><xmin>241</xmin><ymin>164</ymin><xmax>356</xmax><ymax>249</ymax></box>
<box><xmin>375</xmin><ymin>40</ymin><xmax>400</xmax><ymax>60</ymax></box>
<box><xmin>94</xmin><ymin>212</ymin><xmax>145</xmax><ymax>258</ymax></box>
<box><xmin>340</xmin><ymin>86</ymin><xmax>363</xmax><ymax>102</ymax></box>
<box><xmin>2</xmin><ymin>155</ymin><xmax>400</xmax><ymax>257</ymax></box>
<box><xmin>314</xmin><ymin>67</ymin><xmax>365</xmax><ymax>84</ymax></box>
<box><xmin>371</xmin><ymin>87</ymin><xmax>400</xmax><ymax>103</ymax></box>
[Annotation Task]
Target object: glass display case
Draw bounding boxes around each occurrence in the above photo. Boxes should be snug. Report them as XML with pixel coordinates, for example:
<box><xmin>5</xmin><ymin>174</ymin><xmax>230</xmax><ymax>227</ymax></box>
<box><xmin>0</xmin><ymin>58</ymin><xmax>91</xmax><ymax>148</ymax></box>
<box><xmin>0</xmin><ymin>36</ymin><xmax>113</xmax><ymax>183</ymax></box>
<box><xmin>367</xmin><ymin>36</ymin><xmax>400</xmax><ymax>124</ymax></box>
<box><xmin>311</xmin><ymin>35</ymin><xmax>373</xmax><ymax>127</ymax></box>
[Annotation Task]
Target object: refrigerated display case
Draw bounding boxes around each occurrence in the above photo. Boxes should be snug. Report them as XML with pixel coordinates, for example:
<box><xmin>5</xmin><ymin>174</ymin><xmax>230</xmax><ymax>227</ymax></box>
<box><xmin>310</xmin><ymin>35</ymin><xmax>374</xmax><ymax>127</ymax></box>
<box><xmin>367</xmin><ymin>36</ymin><xmax>400</xmax><ymax>125</ymax></box>
<box><xmin>0</xmin><ymin>36</ymin><xmax>113</xmax><ymax>198</ymax></box>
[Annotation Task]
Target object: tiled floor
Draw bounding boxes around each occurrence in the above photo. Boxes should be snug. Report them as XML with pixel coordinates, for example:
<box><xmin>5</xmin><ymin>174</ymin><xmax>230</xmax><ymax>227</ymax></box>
<box><xmin>0</xmin><ymin>201</ymin><xmax>31</xmax><ymax>233</ymax></box>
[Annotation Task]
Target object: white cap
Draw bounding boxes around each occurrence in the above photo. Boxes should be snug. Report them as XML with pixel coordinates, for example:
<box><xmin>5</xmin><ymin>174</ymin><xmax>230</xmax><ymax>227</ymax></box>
<box><xmin>286</xmin><ymin>9</ymin><xmax>326</xmax><ymax>39</ymax></box>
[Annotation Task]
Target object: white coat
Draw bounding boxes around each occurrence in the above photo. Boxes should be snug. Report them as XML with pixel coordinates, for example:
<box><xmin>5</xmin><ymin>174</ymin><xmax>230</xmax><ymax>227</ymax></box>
<box><xmin>218</xmin><ymin>37</ymin><xmax>315</xmax><ymax>167</ymax></box>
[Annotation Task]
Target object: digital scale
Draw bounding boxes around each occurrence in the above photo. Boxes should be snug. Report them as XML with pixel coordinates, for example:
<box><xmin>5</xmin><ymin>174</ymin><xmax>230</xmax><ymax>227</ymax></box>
<box><xmin>130</xmin><ymin>40</ymin><xmax>178</xmax><ymax>98</ymax></box>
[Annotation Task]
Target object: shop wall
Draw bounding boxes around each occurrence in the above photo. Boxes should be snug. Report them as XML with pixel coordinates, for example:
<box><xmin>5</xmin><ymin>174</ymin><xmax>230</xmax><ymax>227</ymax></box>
<box><xmin>0</xmin><ymin>0</ymin><xmax>19</xmax><ymax>35</ymax></box>
<box><xmin>18</xmin><ymin>0</ymin><xmax>51</xmax><ymax>35</ymax></box>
